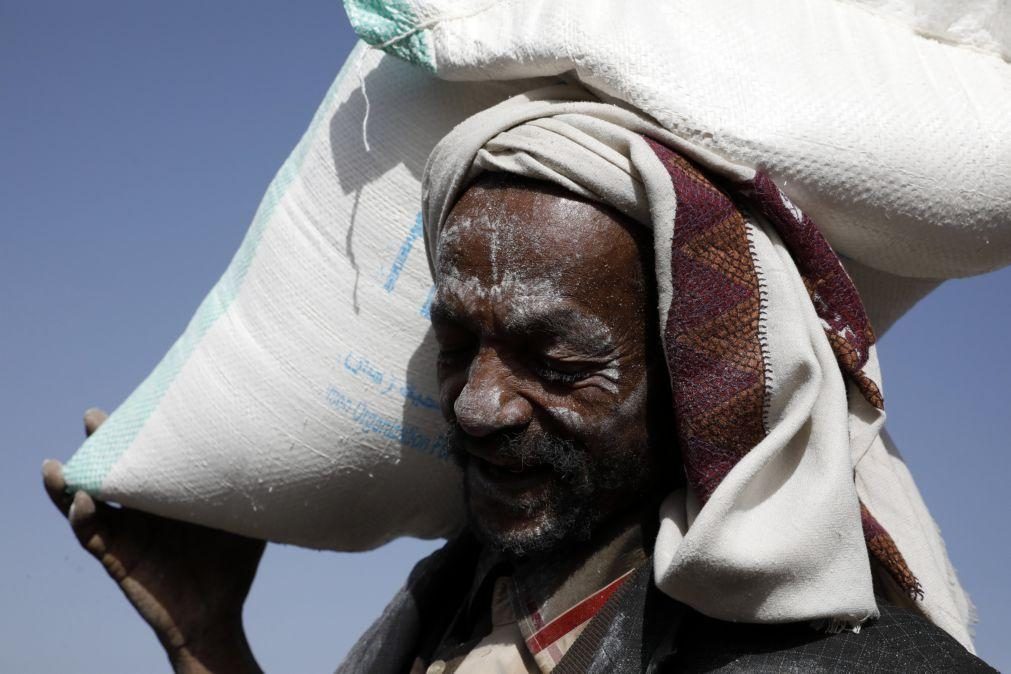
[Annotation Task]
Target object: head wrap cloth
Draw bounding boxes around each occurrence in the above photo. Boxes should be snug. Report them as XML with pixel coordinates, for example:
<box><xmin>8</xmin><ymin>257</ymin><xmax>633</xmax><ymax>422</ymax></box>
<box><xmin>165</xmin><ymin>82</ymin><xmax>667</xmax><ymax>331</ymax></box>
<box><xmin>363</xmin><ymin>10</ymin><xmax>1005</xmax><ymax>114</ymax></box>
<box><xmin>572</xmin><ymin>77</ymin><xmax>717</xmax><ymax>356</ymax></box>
<box><xmin>422</xmin><ymin>85</ymin><xmax>972</xmax><ymax>645</ymax></box>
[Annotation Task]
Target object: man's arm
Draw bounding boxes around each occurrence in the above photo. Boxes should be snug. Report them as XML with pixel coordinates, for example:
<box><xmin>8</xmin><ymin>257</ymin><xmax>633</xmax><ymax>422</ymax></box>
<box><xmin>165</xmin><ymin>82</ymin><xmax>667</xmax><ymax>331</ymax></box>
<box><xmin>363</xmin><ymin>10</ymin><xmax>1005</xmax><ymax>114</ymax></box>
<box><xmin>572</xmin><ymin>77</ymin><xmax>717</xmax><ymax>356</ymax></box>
<box><xmin>43</xmin><ymin>409</ymin><xmax>265</xmax><ymax>674</ymax></box>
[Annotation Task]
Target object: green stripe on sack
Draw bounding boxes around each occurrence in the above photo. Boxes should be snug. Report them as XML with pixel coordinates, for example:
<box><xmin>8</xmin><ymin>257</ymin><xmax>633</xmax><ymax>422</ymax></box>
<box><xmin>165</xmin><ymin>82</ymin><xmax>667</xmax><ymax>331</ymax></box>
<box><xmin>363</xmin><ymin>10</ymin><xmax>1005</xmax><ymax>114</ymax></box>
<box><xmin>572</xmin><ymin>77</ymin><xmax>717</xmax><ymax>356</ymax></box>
<box><xmin>63</xmin><ymin>47</ymin><xmax>363</xmax><ymax>494</ymax></box>
<box><xmin>343</xmin><ymin>0</ymin><xmax>434</xmax><ymax>71</ymax></box>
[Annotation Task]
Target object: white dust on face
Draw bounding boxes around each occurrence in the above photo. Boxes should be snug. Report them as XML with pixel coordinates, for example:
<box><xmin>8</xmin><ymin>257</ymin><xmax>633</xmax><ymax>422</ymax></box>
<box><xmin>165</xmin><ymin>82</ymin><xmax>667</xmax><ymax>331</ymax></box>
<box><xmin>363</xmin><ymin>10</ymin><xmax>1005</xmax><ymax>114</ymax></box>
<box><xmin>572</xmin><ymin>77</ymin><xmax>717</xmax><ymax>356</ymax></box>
<box><xmin>438</xmin><ymin>201</ymin><xmax>620</xmax><ymax>348</ymax></box>
<box><xmin>438</xmin><ymin>270</ymin><xmax>621</xmax><ymax>397</ymax></box>
<box><xmin>438</xmin><ymin>193</ymin><xmax>647</xmax><ymax>431</ymax></box>
<box><xmin>546</xmin><ymin>377</ymin><xmax>646</xmax><ymax>437</ymax></box>
<box><xmin>545</xmin><ymin>406</ymin><xmax>586</xmax><ymax>429</ymax></box>
<box><xmin>454</xmin><ymin>380</ymin><xmax>506</xmax><ymax>429</ymax></box>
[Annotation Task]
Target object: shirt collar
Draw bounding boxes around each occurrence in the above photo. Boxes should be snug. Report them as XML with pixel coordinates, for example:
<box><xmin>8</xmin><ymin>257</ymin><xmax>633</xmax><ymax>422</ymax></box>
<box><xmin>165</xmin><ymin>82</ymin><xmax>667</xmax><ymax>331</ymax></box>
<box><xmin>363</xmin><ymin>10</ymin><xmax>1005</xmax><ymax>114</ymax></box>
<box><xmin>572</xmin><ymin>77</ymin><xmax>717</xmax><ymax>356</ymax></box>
<box><xmin>467</xmin><ymin>515</ymin><xmax>648</xmax><ymax>672</ymax></box>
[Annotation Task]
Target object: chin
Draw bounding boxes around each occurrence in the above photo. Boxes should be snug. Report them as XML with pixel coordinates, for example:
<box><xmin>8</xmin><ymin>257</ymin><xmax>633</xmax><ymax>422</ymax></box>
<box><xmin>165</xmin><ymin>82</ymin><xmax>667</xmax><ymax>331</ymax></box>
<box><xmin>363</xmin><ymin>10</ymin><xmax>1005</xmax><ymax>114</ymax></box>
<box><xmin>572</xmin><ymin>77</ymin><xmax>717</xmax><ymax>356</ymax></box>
<box><xmin>467</xmin><ymin>491</ymin><xmax>594</xmax><ymax>559</ymax></box>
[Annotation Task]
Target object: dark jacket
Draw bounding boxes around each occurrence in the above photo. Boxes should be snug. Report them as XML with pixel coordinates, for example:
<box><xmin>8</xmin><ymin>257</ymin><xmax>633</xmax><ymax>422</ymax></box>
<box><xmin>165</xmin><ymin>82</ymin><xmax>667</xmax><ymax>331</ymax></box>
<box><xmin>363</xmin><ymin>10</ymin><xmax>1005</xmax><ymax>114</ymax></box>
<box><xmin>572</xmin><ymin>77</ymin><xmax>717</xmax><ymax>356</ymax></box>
<box><xmin>337</xmin><ymin>534</ymin><xmax>994</xmax><ymax>673</ymax></box>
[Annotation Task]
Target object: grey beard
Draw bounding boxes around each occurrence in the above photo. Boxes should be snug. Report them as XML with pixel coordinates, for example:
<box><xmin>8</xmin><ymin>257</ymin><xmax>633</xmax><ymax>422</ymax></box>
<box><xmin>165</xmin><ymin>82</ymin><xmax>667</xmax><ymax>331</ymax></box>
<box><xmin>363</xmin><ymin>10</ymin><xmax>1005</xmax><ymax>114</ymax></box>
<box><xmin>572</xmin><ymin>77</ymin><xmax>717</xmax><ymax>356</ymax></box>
<box><xmin>448</xmin><ymin>423</ymin><xmax>649</xmax><ymax>559</ymax></box>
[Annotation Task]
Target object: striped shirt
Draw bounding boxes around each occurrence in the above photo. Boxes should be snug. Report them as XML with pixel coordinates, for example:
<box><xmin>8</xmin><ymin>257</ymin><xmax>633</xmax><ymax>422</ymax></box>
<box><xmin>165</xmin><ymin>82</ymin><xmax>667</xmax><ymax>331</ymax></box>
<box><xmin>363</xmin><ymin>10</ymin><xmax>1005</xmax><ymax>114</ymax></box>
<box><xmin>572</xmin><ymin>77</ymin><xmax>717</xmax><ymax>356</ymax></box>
<box><xmin>424</xmin><ymin>519</ymin><xmax>647</xmax><ymax>673</ymax></box>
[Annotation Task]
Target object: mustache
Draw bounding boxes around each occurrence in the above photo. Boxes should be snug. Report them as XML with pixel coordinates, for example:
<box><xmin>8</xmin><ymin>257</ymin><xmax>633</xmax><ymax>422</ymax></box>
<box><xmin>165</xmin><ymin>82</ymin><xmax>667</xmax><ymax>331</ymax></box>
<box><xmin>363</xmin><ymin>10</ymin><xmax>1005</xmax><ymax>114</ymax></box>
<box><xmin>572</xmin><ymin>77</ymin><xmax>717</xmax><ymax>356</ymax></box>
<box><xmin>447</xmin><ymin>422</ymin><xmax>588</xmax><ymax>479</ymax></box>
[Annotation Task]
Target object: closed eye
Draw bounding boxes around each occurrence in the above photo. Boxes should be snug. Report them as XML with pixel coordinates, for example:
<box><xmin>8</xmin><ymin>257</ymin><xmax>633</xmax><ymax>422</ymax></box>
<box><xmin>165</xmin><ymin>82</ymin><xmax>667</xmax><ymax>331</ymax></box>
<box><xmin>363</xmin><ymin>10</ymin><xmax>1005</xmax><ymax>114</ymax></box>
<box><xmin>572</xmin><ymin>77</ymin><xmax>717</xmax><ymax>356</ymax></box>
<box><xmin>529</xmin><ymin>357</ymin><xmax>596</xmax><ymax>385</ymax></box>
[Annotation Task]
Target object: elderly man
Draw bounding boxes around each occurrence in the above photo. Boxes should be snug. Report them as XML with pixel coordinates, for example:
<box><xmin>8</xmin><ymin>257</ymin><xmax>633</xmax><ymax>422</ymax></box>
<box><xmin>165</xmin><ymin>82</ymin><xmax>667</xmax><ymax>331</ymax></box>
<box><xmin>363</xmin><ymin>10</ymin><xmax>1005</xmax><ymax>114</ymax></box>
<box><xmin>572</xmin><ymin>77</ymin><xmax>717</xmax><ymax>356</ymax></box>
<box><xmin>44</xmin><ymin>88</ymin><xmax>995</xmax><ymax>672</ymax></box>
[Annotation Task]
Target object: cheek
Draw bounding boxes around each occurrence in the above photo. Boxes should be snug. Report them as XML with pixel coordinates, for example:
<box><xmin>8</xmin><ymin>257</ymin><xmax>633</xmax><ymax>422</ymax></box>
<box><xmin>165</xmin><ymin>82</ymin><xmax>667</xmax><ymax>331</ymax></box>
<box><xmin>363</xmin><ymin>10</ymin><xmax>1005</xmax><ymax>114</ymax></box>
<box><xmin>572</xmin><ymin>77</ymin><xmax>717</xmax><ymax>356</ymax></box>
<box><xmin>542</xmin><ymin>377</ymin><xmax>649</xmax><ymax>442</ymax></box>
<box><xmin>544</xmin><ymin>405</ymin><xmax>588</xmax><ymax>431</ymax></box>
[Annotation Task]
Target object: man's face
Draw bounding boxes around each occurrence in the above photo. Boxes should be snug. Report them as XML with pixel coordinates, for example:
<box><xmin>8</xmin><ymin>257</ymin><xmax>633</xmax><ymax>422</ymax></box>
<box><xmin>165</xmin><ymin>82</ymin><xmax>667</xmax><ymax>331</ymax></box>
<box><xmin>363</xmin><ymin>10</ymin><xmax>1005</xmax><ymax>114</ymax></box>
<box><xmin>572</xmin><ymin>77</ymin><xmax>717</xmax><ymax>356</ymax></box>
<box><xmin>431</xmin><ymin>175</ymin><xmax>663</xmax><ymax>557</ymax></box>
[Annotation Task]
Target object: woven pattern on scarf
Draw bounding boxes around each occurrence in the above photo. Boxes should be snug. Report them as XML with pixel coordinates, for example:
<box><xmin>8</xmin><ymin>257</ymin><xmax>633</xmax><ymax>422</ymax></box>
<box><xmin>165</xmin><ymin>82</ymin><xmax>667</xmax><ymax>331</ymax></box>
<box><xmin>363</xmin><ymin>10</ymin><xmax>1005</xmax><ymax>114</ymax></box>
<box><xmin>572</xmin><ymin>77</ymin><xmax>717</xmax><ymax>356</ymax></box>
<box><xmin>743</xmin><ymin>173</ymin><xmax>884</xmax><ymax>411</ymax></box>
<box><xmin>647</xmin><ymin>139</ymin><xmax>769</xmax><ymax>504</ymax></box>
<box><xmin>647</xmin><ymin>138</ymin><xmax>920</xmax><ymax>599</ymax></box>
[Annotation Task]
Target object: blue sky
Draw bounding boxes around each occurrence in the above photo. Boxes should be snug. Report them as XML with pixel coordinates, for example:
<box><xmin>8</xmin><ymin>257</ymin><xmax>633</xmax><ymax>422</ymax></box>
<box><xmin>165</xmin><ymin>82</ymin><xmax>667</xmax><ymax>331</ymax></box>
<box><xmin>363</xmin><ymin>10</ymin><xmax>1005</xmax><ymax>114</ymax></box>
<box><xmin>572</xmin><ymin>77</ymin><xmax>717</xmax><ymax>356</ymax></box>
<box><xmin>2</xmin><ymin>3</ymin><xmax>1009</xmax><ymax>672</ymax></box>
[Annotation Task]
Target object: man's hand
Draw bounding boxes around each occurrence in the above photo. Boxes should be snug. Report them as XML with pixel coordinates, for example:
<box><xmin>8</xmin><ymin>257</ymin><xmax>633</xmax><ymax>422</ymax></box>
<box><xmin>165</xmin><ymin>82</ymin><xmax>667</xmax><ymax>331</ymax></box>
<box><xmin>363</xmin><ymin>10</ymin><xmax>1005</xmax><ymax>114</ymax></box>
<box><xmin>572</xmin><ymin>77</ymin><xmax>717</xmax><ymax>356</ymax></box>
<box><xmin>43</xmin><ymin>408</ymin><xmax>265</xmax><ymax>674</ymax></box>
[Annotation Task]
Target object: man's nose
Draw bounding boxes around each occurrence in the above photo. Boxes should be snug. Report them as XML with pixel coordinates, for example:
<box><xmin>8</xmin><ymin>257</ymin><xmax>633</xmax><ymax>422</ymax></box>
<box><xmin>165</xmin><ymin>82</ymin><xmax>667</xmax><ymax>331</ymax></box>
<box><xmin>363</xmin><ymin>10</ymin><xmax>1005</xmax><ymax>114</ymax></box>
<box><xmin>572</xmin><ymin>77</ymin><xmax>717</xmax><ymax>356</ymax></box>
<box><xmin>454</xmin><ymin>346</ymin><xmax>532</xmax><ymax>437</ymax></box>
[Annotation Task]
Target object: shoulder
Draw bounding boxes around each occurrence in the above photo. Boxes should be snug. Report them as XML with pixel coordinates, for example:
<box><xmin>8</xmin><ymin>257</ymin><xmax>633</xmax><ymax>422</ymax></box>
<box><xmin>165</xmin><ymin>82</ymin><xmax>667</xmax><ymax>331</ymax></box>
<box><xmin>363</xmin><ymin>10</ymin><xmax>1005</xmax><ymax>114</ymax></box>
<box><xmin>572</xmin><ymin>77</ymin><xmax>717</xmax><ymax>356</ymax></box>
<box><xmin>336</xmin><ymin>534</ymin><xmax>482</xmax><ymax>674</ymax></box>
<box><xmin>663</xmin><ymin>603</ymin><xmax>994</xmax><ymax>673</ymax></box>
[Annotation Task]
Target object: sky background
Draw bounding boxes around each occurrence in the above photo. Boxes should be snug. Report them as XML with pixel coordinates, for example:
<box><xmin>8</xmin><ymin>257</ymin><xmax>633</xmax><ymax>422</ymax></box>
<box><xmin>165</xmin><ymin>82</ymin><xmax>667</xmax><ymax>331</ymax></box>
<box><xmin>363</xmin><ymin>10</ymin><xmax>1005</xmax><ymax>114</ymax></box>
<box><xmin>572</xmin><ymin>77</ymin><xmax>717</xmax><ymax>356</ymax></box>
<box><xmin>2</xmin><ymin>2</ymin><xmax>1009</xmax><ymax>672</ymax></box>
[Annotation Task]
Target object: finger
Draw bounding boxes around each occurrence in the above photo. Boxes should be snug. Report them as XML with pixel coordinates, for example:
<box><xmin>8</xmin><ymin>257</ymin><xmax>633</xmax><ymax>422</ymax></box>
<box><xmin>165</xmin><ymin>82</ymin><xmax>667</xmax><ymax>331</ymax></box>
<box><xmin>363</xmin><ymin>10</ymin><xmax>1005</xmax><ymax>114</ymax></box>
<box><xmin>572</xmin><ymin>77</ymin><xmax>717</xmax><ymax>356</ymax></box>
<box><xmin>68</xmin><ymin>490</ymin><xmax>115</xmax><ymax>559</ymax></box>
<box><xmin>68</xmin><ymin>494</ymin><xmax>141</xmax><ymax>584</ymax></box>
<box><xmin>42</xmin><ymin>459</ymin><xmax>73</xmax><ymax>516</ymax></box>
<box><xmin>83</xmin><ymin>408</ymin><xmax>109</xmax><ymax>437</ymax></box>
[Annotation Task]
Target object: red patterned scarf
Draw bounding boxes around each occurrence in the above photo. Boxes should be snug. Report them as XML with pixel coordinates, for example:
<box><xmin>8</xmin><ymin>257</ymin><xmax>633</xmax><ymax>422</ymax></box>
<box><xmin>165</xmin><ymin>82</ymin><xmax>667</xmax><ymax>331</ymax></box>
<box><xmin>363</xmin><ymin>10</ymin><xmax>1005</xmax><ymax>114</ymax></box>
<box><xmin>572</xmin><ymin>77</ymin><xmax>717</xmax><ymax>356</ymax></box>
<box><xmin>647</xmin><ymin>138</ymin><xmax>919</xmax><ymax>599</ymax></box>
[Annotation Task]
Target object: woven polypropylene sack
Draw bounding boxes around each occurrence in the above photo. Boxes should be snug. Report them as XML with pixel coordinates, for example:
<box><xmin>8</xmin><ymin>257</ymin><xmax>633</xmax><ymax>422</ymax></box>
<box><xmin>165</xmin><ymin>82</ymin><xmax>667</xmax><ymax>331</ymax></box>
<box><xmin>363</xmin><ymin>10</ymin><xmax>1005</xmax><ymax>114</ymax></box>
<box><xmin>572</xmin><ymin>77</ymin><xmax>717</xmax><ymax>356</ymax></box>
<box><xmin>63</xmin><ymin>45</ymin><xmax>537</xmax><ymax>551</ymax></box>
<box><xmin>346</xmin><ymin>0</ymin><xmax>1011</xmax><ymax>282</ymax></box>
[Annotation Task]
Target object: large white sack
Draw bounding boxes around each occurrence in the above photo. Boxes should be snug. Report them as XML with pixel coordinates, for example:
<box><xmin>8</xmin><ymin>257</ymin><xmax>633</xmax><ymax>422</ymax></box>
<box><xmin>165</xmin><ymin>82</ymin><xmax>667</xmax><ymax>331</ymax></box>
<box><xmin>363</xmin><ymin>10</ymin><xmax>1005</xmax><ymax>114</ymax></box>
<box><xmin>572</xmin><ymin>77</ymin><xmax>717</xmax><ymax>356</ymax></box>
<box><xmin>65</xmin><ymin>0</ymin><xmax>1011</xmax><ymax>556</ymax></box>
<box><xmin>62</xmin><ymin>45</ymin><xmax>541</xmax><ymax>550</ymax></box>
<box><xmin>345</xmin><ymin>0</ymin><xmax>1011</xmax><ymax>281</ymax></box>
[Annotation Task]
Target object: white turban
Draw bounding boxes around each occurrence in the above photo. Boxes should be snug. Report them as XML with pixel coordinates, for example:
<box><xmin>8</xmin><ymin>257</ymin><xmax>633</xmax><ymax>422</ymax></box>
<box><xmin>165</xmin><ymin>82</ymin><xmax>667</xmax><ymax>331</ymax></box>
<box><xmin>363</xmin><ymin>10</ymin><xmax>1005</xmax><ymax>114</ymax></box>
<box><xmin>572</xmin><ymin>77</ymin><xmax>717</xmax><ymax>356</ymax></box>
<box><xmin>421</xmin><ymin>84</ymin><xmax>974</xmax><ymax>649</ymax></box>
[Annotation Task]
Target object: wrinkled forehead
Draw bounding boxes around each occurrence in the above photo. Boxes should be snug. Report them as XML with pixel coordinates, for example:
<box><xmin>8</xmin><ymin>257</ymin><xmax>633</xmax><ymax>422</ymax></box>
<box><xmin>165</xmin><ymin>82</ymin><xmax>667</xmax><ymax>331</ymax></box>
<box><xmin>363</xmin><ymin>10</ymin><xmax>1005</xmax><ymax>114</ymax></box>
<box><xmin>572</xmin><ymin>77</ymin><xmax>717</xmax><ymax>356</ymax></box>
<box><xmin>435</xmin><ymin>177</ymin><xmax>645</xmax><ymax>295</ymax></box>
